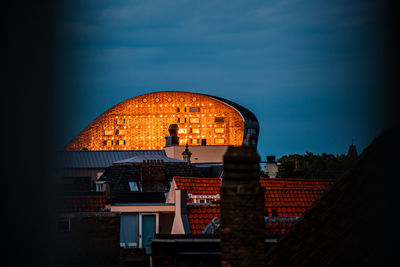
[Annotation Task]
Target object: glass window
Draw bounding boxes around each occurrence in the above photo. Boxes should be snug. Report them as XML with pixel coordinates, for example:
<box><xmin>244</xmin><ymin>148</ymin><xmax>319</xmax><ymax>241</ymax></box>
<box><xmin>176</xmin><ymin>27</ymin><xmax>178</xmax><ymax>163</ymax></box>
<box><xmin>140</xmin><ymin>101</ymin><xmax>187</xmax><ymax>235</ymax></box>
<box><xmin>191</xmin><ymin>128</ymin><xmax>200</xmax><ymax>134</ymax></box>
<box><xmin>116</xmin><ymin>119</ymin><xmax>124</xmax><ymax>125</ymax></box>
<box><xmin>215</xmin><ymin>128</ymin><xmax>224</xmax><ymax>133</ymax></box>
<box><xmin>129</xmin><ymin>181</ymin><xmax>139</xmax><ymax>191</ymax></box>
<box><xmin>215</xmin><ymin>117</ymin><xmax>224</xmax><ymax>123</ymax></box>
<box><xmin>190</xmin><ymin>117</ymin><xmax>200</xmax><ymax>123</ymax></box>
<box><xmin>120</xmin><ymin>213</ymin><xmax>137</xmax><ymax>248</ymax></box>
<box><xmin>118</xmin><ymin>140</ymin><xmax>125</xmax><ymax>145</ymax></box>
<box><xmin>177</xmin><ymin>108</ymin><xmax>180</xmax><ymax>112</ymax></box>
<box><xmin>117</xmin><ymin>130</ymin><xmax>126</xmax><ymax>135</ymax></box>
<box><xmin>215</xmin><ymin>138</ymin><xmax>225</xmax><ymax>144</ymax></box>
<box><xmin>178</xmin><ymin>118</ymin><xmax>180</xmax><ymax>123</ymax></box>
<box><xmin>189</xmin><ymin>107</ymin><xmax>200</xmax><ymax>112</ymax></box>
<box><xmin>178</xmin><ymin>129</ymin><xmax>187</xmax><ymax>134</ymax></box>
<box><xmin>104</xmin><ymin>130</ymin><xmax>113</xmax><ymax>135</ymax></box>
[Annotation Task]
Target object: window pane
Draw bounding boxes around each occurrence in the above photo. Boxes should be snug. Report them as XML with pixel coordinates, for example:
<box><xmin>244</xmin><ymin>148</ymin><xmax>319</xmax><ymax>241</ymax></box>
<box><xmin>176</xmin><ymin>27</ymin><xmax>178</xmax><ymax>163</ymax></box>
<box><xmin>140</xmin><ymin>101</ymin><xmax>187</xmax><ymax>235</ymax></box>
<box><xmin>129</xmin><ymin>181</ymin><xmax>139</xmax><ymax>191</ymax></box>
<box><xmin>215</xmin><ymin>128</ymin><xmax>224</xmax><ymax>133</ymax></box>
<box><xmin>142</xmin><ymin>215</ymin><xmax>156</xmax><ymax>248</ymax></box>
<box><xmin>189</xmin><ymin>117</ymin><xmax>200</xmax><ymax>123</ymax></box>
<box><xmin>189</xmin><ymin>107</ymin><xmax>200</xmax><ymax>112</ymax></box>
<box><xmin>215</xmin><ymin>117</ymin><xmax>224</xmax><ymax>123</ymax></box>
<box><xmin>104</xmin><ymin>130</ymin><xmax>113</xmax><ymax>135</ymax></box>
<box><xmin>120</xmin><ymin>213</ymin><xmax>137</xmax><ymax>248</ymax></box>
<box><xmin>215</xmin><ymin>138</ymin><xmax>225</xmax><ymax>144</ymax></box>
<box><xmin>117</xmin><ymin>130</ymin><xmax>126</xmax><ymax>135</ymax></box>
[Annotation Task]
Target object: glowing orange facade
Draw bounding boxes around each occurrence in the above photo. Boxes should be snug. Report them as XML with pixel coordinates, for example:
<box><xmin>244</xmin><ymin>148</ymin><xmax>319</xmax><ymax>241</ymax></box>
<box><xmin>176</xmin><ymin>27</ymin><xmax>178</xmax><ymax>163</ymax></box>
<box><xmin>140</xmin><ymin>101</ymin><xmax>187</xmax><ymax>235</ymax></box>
<box><xmin>65</xmin><ymin>91</ymin><xmax>259</xmax><ymax>151</ymax></box>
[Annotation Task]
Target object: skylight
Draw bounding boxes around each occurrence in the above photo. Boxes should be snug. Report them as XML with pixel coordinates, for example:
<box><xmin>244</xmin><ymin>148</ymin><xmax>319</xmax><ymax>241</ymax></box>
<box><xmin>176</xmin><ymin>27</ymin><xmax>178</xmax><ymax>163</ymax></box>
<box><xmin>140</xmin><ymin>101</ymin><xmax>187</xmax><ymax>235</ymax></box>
<box><xmin>129</xmin><ymin>181</ymin><xmax>139</xmax><ymax>191</ymax></box>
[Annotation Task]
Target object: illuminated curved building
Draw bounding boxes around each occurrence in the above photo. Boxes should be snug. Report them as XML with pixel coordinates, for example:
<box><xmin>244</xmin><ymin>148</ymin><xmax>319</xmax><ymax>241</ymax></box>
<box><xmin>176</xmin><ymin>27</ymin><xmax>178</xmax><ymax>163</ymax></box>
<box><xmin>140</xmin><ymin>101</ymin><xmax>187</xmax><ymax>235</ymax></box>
<box><xmin>64</xmin><ymin>91</ymin><xmax>259</xmax><ymax>151</ymax></box>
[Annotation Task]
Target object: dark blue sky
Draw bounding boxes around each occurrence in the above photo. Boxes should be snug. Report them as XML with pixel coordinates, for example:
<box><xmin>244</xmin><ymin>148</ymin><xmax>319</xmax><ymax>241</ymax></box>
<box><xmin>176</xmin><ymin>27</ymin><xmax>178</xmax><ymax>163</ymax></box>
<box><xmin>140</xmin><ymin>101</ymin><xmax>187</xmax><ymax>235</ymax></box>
<box><xmin>57</xmin><ymin>0</ymin><xmax>385</xmax><ymax>158</ymax></box>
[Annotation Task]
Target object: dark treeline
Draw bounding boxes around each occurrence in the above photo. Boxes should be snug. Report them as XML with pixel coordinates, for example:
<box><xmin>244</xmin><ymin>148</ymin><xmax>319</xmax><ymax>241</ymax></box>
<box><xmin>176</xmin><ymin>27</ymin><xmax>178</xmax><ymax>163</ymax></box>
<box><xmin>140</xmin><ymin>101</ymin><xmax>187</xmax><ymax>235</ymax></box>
<box><xmin>276</xmin><ymin>152</ymin><xmax>357</xmax><ymax>179</ymax></box>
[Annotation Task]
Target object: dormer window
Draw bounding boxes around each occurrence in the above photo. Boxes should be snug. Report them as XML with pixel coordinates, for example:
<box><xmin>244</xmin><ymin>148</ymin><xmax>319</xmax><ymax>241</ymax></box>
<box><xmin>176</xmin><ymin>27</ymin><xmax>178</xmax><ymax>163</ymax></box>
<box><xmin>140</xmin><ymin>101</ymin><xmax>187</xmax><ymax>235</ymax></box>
<box><xmin>129</xmin><ymin>181</ymin><xmax>139</xmax><ymax>191</ymax></box>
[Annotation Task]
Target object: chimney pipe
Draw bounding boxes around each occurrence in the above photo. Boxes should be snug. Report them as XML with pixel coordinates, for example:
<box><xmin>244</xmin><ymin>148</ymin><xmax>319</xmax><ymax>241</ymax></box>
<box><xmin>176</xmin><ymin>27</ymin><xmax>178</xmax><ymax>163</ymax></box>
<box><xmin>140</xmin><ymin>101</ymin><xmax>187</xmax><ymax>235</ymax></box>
<box><xmin>221</xmin><ymin>145</ymin><xmax>265</xmax><ymax>266</ymax></box>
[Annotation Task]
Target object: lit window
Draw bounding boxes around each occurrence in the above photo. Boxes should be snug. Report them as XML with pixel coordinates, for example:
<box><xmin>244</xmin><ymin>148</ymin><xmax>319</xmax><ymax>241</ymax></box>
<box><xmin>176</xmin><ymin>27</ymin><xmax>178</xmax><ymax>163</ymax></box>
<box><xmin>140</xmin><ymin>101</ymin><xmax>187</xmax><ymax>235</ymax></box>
<box><xmin>191</xmin><ymin>128</ymin><xmax>200</xmax><ymax>134</ymax></box>
<box><xmin>193</xmin><ymin>139</ymin><xmax>199</xmax><ymax>145</ymax></box>
<box><xmin>190</xmin><ymin>117</ymin><xmax>200</xmax><ymax>123</ymax></box>
<box><xmin>215</xmin><ymin>138</ymin><xmax>225</xmax><ymax>144</ymax></box>
<box><xmin>178</xmin><ymin>129</ymin><xmax>187</xmax><ymax>134</ymax></box>
<box><xmin>129</xmin><ymin>181</ymin><xmax>139</xmax><ymax>191</ymax></box>
<box><xmin>215</xmin><ymin>128</ymin><xmax>224</xmax><ymax>133</ymax></box>
<box><xmin>116</xmin><ymin>119</ymin><xmax>124</xmax><ymax>125</ymax></box>
<box><xmin>189</xmin><ymin>107</ymin><xmax>200</xmax><ymax>112</ymax></box>
<box><xmin>117</xmin><ymin>130</ymin><xmax>126</xmax><ymax>135</ymax></box>
<box><xmin>118</xmin><ymin>140</ymin><xmax>125</xmax><ymax>145</ymax></box>
<box><xmin>104</xmin><ymin>130</ymin><xmax>113</xmax><ymax>135</ymax></box>
<box><xmin>215</xmin><ymin>117</ymin><xmax>224</xmax><ymax>123</ymax></box>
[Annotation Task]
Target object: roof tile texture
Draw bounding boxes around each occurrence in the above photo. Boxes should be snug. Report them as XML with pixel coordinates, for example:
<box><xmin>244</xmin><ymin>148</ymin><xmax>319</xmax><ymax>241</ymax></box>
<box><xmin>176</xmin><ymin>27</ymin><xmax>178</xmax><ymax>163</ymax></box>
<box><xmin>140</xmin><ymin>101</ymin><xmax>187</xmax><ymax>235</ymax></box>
<box><xmin>175</xmin><ymin>177</ymin><xmax>334</xmax><ymax>234</ymax></box>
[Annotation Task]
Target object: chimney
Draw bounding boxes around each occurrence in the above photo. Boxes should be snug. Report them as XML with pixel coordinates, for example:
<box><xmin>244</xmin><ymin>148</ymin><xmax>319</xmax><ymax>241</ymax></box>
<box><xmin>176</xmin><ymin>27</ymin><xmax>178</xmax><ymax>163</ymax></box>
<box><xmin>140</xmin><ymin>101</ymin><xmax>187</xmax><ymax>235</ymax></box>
<box><xmin>165</xmin><ymin>124</ymin><xmax>179</xmax><ymax>147</ymax></box>
<box><xmin>220</xmin><ymin>144</ymin><xmax>265</xmax><ymax>266</ymax></box>
<box><xmin>171</xmin><ymin>189</ymin><xmax>191</xmax><ymax>234</ymax></box>
<box><xmin>264</xmin><ymin>155</ymin><xmax>278</xmax><ymax>178</ymax></box>
<box><xmin>181</xmin><ymin>143</ymin><xmax>192</xmax><ymax>164</ymax></box>
<box><xmin>140</xmin><ymin>159</ymin><xmax>166</xmax><ymax>192</ymax></box>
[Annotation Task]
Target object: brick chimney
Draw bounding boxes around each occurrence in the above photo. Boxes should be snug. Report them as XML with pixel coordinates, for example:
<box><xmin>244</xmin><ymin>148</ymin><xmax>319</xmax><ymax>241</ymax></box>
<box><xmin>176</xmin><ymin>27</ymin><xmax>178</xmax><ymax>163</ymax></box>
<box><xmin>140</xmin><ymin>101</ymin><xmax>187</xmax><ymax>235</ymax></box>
<box><xmin>220</xmin><ymin>144</ymin><xmax>265</xmax><ymax>266</ymax></box>
<box><xmin>140</xmin><ymin>159</ymin><xmax>166</xmax><ymax>192</ymax></box>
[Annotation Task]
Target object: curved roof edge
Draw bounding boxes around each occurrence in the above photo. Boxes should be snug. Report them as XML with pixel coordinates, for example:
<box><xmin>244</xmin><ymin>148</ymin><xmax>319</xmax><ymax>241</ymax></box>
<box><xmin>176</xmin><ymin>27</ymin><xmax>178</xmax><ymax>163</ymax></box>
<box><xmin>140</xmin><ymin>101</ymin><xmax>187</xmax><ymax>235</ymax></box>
<box><xmin>199</xmin><ymin>93</ymin><xmax>259</xmax><ymax>128</ymax></box>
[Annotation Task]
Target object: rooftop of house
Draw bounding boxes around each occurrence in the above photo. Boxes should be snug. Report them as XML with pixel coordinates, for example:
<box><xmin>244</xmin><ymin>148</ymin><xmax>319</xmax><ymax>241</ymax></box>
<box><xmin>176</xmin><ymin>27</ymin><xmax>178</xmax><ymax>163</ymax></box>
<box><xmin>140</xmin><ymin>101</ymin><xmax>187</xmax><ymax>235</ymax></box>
<box><xmin>56</xmin><ymin>150</ymin><xmax>167</xmax><ymax>169</ymax></box>
<box><xmin>264</xmin><ymin>128</ymin><xmax>400</xmax><ymax>266</ymax></box>
<box><xmin>101</xmin><ymin>162</ymin><xmax>202</xmax><ymax>204</ymax></box>
<box><xmin>173</xmin><ymin>176</ymin><xmax>335</xmax><ymax>234</ymax></box>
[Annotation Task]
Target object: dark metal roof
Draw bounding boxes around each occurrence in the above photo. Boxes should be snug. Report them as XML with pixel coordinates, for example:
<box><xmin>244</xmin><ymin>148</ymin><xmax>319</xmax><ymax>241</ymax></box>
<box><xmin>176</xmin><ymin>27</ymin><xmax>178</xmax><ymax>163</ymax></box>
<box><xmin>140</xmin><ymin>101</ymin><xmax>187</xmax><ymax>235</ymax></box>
<box><xmin>200</xmin><ymin>93</ymin><xmax>259</xmax><ymax>127</ymax></box>
<box><xmin>56</xmin><ymin>150</ymin><xmax>166</xmax><ymax>169</ymax></box>
<box><xmin>114</xmin><ymin>154</ymin><xmax>184</xmax><ymax>164</ymax></box>
<box><xmin>199</xmin><ymin>93</ymin><xmax>259</xmax><ymax>145</ymax></box>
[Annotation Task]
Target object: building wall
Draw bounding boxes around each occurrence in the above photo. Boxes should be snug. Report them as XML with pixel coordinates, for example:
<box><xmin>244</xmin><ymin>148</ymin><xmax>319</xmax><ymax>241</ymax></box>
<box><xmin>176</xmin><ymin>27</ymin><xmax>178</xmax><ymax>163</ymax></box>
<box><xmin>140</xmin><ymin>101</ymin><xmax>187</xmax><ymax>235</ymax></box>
<box><xmin>56</xmin><ymin>213</ymin><xmax>120</xmax><ymax>267</ymax></box>
<box><xmin>164</xmin><ymin>145</ymin><xmax>230</xmax><ymax>163</ymax></box>
<box><xmin>65</xmin><ymin>91</ymin><xmax>245</xmax><ymax>151</ymax></box>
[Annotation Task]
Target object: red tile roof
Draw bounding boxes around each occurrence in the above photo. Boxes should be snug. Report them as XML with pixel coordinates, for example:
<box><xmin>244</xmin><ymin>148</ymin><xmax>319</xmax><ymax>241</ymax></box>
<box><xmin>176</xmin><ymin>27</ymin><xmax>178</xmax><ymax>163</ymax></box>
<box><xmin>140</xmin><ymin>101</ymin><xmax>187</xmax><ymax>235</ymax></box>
<box><xmin>177</xmin><ymin>177</ymin><xmax>334</xmax><ymax>234</ymax></box>
<box><xmin>174</xmin><ymin>177</ymin><xmax>221</xmax><ymax>203</ymax></box>
<box><xmin>187</xmin><ymin>204</ymin><xmax>220</xmax><ymax>234</ymax></box>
